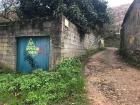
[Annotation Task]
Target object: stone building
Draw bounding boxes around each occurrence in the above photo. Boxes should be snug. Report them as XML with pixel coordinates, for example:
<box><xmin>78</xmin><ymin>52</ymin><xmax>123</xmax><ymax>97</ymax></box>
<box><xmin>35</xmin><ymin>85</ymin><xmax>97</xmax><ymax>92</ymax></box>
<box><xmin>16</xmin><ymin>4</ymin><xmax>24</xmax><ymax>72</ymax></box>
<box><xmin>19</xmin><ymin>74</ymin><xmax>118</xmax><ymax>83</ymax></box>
<box><xmin>120</xmin><ymin>0</ymin><xmax>140</xmax><ymax>61</ymax></box>
<box><xmin>0</xmin><ymin>16</ymin><xmax>99</xmax><ymax>73</ymax></box>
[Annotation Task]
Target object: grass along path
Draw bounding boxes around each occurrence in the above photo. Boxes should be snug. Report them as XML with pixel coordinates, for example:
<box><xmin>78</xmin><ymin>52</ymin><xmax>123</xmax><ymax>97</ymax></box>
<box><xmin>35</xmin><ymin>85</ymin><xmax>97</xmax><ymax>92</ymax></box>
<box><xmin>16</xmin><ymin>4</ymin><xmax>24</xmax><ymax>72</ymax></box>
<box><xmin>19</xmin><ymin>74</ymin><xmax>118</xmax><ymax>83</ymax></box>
<box><xmin>0</xmin><ymin>48</ymin><xmax>104</xmax><ymax>105</ymax></box>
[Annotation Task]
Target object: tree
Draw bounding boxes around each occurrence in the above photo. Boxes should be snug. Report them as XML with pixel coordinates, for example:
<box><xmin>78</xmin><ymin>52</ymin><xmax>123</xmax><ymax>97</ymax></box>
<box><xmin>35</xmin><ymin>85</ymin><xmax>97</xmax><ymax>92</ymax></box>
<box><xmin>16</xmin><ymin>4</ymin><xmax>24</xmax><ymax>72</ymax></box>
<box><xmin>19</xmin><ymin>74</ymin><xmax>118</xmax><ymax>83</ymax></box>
<box><xmin>0</xmin><ymin>0</ymin><xmax>17</xmax><ymax>20</ymax></box>
<box><xmin>17</xmin><ymin>0</ymin><xmax>110</xmax><ymax>34</ymax></box>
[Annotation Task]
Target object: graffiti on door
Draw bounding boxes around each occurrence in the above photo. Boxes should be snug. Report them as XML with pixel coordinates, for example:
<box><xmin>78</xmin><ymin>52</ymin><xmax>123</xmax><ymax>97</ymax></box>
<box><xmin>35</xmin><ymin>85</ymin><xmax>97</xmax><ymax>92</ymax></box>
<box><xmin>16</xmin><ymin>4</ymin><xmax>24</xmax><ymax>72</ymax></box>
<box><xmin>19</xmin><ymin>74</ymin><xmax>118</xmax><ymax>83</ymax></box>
<box><xmin>26</xmin><ymin>38</ymin><xmax>39</xmax><ymax>56</ymax></box>
<box><xmin>17</xmin><ymin>37</ymin><xmax>50</xmax><ymax>73</ymax></box>
<box><xmin>24</xmin><ymin>38</ymin><xmax>39</xmax><ymax>69</ymax></box>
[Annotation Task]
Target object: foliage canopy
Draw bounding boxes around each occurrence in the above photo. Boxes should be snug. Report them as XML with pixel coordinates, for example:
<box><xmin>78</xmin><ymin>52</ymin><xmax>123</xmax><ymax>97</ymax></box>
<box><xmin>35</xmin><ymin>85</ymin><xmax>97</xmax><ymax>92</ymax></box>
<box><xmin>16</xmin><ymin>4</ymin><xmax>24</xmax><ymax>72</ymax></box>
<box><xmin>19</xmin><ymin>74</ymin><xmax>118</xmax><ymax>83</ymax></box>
<box><xmin>16</xmin><ymin>0</ymin><xmax>110</xmax><ymax>33</ymax></box>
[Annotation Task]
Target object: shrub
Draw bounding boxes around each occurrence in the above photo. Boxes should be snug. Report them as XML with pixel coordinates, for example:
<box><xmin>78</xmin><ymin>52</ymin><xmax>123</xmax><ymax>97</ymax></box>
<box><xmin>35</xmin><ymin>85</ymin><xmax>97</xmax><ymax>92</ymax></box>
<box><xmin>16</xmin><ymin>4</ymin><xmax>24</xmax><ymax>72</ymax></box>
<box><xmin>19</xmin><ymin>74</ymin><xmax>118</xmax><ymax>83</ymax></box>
<box><xmin>0</xmin><ymin>58</ymin><xmax>85</xmax><ymax>105</ymax></box>
<box><xmin>0</xmin><ymin>48</ymin><xmax>104</xmax><ymax>105</ymax></box>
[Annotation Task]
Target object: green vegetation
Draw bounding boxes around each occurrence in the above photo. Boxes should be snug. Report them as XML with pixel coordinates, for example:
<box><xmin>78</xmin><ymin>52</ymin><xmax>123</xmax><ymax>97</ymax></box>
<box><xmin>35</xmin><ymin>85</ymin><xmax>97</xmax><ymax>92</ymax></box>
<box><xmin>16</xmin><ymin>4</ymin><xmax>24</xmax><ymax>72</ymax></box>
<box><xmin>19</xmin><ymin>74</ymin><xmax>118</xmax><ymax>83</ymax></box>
<box><xmin>0</xmin><ymin>48</ymin><xmax>104</xmax><ymax>105</ymax></box>
<box><xmin>17</xmin><ymin>0</ymin><xmax>110</xmax><ymax>34</ymax></box>
<box><xmin>0</xmin><ymin>59</ymin><xmax>85</xmax><ymax>105</ymax></box>
<box><xmin>120</xmin><ymin>52</ymin><xmax>140</xmax><ymax>70</ymax></box>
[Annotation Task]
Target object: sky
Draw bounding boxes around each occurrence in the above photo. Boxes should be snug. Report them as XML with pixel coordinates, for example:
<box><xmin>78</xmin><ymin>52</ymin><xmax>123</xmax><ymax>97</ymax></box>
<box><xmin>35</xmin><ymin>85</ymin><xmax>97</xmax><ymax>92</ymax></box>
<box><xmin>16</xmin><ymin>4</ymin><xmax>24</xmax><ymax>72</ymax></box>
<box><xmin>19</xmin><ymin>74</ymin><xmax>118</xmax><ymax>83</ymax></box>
<box><xmin>0</xmin><ymin>0</ymin><xmax>134</xmax><ymax>8</ymax></box>
<box><xmin>107</xmin><ymin>0</ymin><xmax>134</xmax><ymax>7</ymax></box>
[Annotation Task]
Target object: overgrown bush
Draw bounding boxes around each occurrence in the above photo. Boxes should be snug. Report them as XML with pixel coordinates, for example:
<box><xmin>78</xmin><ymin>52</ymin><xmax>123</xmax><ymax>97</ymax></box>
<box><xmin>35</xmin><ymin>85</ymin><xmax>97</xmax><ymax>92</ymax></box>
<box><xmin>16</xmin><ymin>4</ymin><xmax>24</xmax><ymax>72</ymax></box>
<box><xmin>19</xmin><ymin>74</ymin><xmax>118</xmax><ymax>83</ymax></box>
<box><xmin>0</xmin><ymin>48</ymin><xmax>104</xmax><ymax>105</ymax></box>
<box><xmin>0</xmin><ymin>58</ymin><xmax>85</xmax><ymax>105</ymax></box>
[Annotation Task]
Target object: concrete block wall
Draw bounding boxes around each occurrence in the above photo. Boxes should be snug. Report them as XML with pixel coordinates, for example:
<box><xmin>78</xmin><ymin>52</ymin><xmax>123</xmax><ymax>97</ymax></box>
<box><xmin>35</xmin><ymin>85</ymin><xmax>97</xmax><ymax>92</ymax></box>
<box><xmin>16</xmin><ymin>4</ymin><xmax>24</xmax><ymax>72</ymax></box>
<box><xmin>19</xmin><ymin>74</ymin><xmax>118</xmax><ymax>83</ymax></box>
<box><xmin>0</xmin><ymin>16</ymin><xmax>99</xmax><ymax>71</ymax></box>
<box><xmin>61</xmin><ymin>16</ymin><xmax>98</xmax><ymax>58</ymax></box>
<box><xmin>0</xmin><ymin>36</ymin><xmax>16</xmax><ymax>69</ymax></box>
<box><xmin>0</xmin><ymin>19</ymin><xmax>62</xmax><ymax>70</ymax></box>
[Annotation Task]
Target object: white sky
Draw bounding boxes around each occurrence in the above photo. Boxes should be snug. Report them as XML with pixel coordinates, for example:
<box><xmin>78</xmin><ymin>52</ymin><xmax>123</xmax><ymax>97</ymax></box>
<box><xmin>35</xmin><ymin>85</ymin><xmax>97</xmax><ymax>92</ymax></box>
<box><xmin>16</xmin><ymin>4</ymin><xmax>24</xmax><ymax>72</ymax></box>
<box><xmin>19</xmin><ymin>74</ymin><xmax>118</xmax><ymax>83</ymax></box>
<box><xmin>107</xmin><ymin>0</ymin><xmax>134</xmax><ymax>7</ymax></box>
<box><xmin>0</xmin><ymin>0</ymin><xmax>134</xmax><ymax>8</ymax></box>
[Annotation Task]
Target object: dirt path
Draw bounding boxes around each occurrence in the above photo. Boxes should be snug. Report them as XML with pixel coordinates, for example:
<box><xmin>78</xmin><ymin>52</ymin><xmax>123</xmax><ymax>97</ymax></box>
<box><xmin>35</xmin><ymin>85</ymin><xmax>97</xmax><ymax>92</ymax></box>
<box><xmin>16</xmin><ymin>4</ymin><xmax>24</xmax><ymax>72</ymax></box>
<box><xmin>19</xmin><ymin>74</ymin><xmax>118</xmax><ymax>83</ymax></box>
<box><xmin>85</xmin><ymin>48</ymin><xmax>140</xmax><ymax>105</ymax></box>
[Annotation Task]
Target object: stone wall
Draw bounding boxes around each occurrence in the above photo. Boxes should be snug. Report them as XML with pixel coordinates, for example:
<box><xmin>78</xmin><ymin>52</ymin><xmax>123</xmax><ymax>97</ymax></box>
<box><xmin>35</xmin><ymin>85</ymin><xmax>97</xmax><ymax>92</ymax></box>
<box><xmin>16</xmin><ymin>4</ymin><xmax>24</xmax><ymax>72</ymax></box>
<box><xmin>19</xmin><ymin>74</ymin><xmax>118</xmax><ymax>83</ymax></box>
<box><xmin>84</xmin><ymin>33</ymin><xmax>98</xmax><ymax>49</ymax></box>
<box><xmin>121</xmin><ymin>0</ymin><xmax>140</xmax><ymax>61</ymax></box>
<box><xmin>0</xmin><ymin>35</ymin><xmax>16</xmax><ymax>69</ymax></box>
<box><xmin>0</xmin><ymin>16</ymin><xmax>99</xmax><ymax>71</ymax></box>
<box><xmin>61</xmin><ymin>16</ymin><xmax>98</xmax><ymax>58</ymax></box>
<box><xmin>0</xmin><ymin>18</ymin><xmax>62</xmax><ymax>70</ymax></box>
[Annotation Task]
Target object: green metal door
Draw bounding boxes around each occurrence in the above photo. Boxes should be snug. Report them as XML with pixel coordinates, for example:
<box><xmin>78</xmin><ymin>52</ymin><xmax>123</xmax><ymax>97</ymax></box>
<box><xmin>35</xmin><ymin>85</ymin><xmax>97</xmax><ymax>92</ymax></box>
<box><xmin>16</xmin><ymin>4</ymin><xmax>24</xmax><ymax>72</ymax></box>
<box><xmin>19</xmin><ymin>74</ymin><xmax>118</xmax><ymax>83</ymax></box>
<box><xmin>17</xmin><ymin>37</ymin><xmax>50</xmax><ymax>73</ymax></box>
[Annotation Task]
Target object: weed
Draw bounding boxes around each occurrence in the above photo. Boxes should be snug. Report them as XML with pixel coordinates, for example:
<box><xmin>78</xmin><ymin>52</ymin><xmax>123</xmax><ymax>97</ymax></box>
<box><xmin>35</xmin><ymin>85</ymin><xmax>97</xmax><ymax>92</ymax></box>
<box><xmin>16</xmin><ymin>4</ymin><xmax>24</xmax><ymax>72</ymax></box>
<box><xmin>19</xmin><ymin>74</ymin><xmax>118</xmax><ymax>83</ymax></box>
<box><xmin>0</xmin><ymin>48</ymin><xmax>104</xmax><ymax>105</ymax></box>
